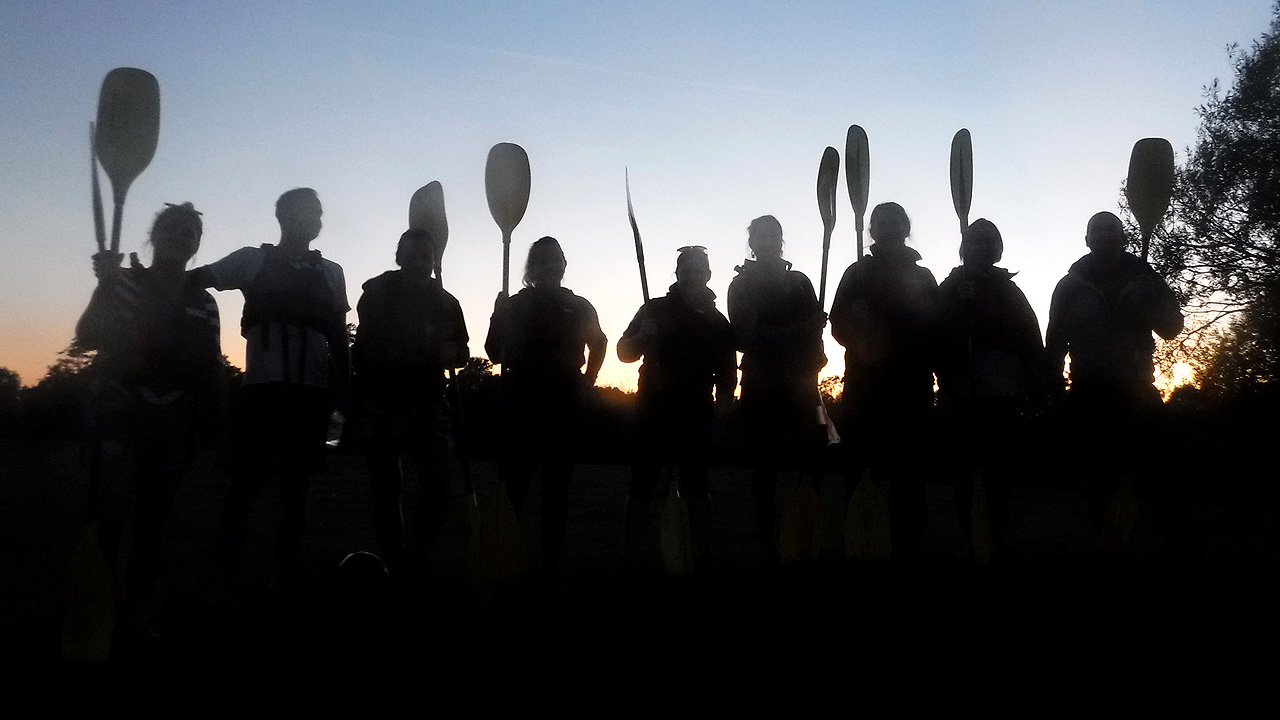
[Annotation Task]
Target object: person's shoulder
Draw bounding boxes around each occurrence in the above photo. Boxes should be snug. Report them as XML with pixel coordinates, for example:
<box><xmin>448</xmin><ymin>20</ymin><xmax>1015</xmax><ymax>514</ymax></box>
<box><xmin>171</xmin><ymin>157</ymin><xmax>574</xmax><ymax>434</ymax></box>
<box><xmin>938</xmin><ymin>265</ymin><xmax>965</xmax><ymax>290</ymax></box>
<box><xmin>361</xmin><ymin>269</ymin><xmax>399</xmax><ymax>292</ymax></box>
<box><xmin>565</xmin><ymin>288</ymin><xmax>598</xmax><ymax>312</ymax></box>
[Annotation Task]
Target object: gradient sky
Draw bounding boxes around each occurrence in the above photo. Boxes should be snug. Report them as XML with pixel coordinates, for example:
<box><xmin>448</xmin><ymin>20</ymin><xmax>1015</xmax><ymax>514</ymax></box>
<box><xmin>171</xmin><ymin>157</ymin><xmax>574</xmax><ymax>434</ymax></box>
<box><xmin>1</xmin><ymin>0</ymin><xmax>1272</xmax><ymax>389</ymax></box>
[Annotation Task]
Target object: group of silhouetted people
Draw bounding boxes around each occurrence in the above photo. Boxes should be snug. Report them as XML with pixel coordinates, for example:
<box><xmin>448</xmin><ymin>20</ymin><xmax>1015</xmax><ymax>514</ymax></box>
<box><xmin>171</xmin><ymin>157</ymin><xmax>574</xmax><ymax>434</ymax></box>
<box><xmin>75</xmin><ymin>187</ymin><xmax>1183</xmax><ymax>643</ymax></box>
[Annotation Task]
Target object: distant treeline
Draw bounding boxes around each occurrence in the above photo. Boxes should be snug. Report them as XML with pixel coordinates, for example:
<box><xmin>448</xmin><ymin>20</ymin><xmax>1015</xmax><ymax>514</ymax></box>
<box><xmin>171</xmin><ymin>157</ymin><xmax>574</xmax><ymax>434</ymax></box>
<box><xmin>5</xmin><ymin>349</ymin><xmax>1276</xmax><ymax>506</ymax></box>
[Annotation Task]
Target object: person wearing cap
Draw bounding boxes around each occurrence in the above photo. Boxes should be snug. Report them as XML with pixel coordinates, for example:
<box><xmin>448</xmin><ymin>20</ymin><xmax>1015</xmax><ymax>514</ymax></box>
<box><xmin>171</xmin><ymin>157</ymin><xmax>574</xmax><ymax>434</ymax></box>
<box><xmin>936</xmin><ymin>218</ymin><xmax>1044</xmax><ymax>561</ymax></box>
<box><xmin>352</xmin><ymin>228</ymin><xmax>469</xmax><ymax>576</ymax></box>
<box><xmin>1045</xmin><ymin>211</ymin><xmax>1183</xmax><ymax>534</ymax></box>
<box><xmin>727</xmin><ymin>215</ymin><xmax>828</xmax><ymax>562</ymax></box>
<box><xmin>830</xmin><ymin>202</ymin><xmax>939</xmax><ymax>560</ymax></box>
<box><xmin>485</xmin><ymin>237</ymin><xmax>607</xmax><ymax>574</ymax></box>
<box><xmin>78</xmin><ymin>201</ymin><xmax>223</xmax><ymax>635</ymax></box>
<box><xmin>617</xmin><ymin>246</ymin><xmax>737</xmax><ymax>571</ymax></box>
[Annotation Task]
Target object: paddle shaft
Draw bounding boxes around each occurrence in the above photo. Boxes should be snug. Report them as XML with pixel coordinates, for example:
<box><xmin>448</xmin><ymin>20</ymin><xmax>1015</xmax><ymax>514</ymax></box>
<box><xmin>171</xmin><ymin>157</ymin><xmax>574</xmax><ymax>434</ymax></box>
<box><xmin>89</xmin><ymin>124</ymin><xmax>106</xmax><ymax>254</ymax></box>
<box><xmin>819</xmin><ymin>225</ymin><xmax>833</xmax><ymax>307</ymax></box>
<box><xmin>626</xmin><ymin>171</ymin><xmax>649</xmax><ymax>302</ymax></box>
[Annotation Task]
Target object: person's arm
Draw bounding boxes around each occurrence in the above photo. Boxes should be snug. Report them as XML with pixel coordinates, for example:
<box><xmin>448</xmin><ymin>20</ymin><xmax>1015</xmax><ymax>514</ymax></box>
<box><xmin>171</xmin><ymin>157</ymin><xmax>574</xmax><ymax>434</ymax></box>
<box><xmin>443</xmin><ymin>294</ymin><xmax>470</xmax><ymax>370</ymax></box>
<box><xmin>828</xmin><ymin>263</ymin><xmax>860</xmax><ymax>348</ymax></box>
<box><xmin>76</xmin><ymin>252</ymin><xmax>130</xmax><ymax>351</ymax></box>
<box><xmin>615</xmin><ymin>305</ymin><xmax>649</xmax><ymax>363</ymax></box>
<box><xmin>583</xmin><ymin>302</ymin><xmax>607</xmax><ymax>385</ymax></box>
<box><xmin>713</xmin><ymin>318</ymin><xmax>738</xmax><ymax>406</ymax></box>
<box><xmin>483</xmin><ymin>292</ymin><xmax>509</xmax><ymax>366</ymax></box>
<box><xmin>188</xmin><ymin>246</ymin><xmax>260</xmax><ymax>291</ymax></box>
<box><xmin>1149</xmin><ymin>276</ymin><xmax>1184</xmax><ymax>341</ymax></box>
<box><xmin>328</xmin><ymin>264</ymin><xmax>353</xmax><ymax>407</ymax></box>
<box><xmin>1044</xmin><ymin>279</ymin><xmax>1071</xmax><ymax>397</ymax></box>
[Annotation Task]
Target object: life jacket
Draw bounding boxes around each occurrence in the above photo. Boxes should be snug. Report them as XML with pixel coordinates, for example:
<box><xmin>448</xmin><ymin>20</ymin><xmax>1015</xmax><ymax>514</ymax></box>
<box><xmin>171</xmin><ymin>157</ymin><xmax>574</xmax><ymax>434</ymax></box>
<box><xmin>240</xmin><ymin>244</ymin><xmax>342</xmax><ymax>340</ymax></box>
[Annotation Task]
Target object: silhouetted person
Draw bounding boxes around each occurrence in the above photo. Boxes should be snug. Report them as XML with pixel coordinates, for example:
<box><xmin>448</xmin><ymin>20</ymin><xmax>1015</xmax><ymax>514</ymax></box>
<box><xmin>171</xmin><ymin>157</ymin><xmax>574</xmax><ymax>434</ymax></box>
<box><xmin>617</xmin><ymin>246</ymin><xmax>736</xmax><ymax>571</ymax></box>
<box><xmin>193</xmin><ymin>188</ymin><xmax>351</xmax><ymax>600</ymax></box>
<box><xmin>936</xmin><ymin>219</ymin><xmax>1044</xmax><ymax>562</ymax></box>
<box><xmin>352</xmin><ymin>229</ymin><xmax>468</xmax><ymax>577</ymax></box>
<box><xmin>77</xmin><ymin>202</ymin><xmax>223</xmax><ymax>636</ymax></box>
<box><xmin>484</xmin><ymin>237</ymin><xmax>607</xmax><ymax>574</ymax></box>
<box><xmin>1045</xmin><ymin>211</ymin><xmax>1183</xmax><ymax>534</ymax></box>
<box><xmin>830</xmin><ymin>202</ymin><xmax>938</xmax><ymax>560</ymax></box>
<box><xmin>727</xmin><ymin>215</ymin><xmax>827</xmax><ymax>562</ymax></box>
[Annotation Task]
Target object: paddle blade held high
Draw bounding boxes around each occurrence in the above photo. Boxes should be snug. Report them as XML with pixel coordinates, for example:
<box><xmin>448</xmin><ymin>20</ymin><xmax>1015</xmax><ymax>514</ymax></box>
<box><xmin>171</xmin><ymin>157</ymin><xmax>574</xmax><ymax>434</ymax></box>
<box><xmin>845</xmin><ymin>125</ymin><xmax>870</xmax><ymax>257</ymax></box>
<box><xmin>484</xmin><ymin>143</ymin><xmax>531</xmax><ymax>296</ymax></box>
<box><xmin>626</xmin><ymin>168</ymin><xmax>649</xmax><ymax>302</ymax></box>
<box><xmin>1125</xmin><ymin>138</ymin><xmax>1175</xmax><ymax>262</ymax></box>
<box><xmin>950</xmin><ymin>129</ymin><xmax>973</xmax><ymax>235</ymax></box>
<box><xmin>94</xmin><ymin>68</ymin><xmax>160</xmax><ymax>253</ymax></box>
<box><xmin>817</xmin><ymin>145</ymin><xmax>840</xmax><ymax>307</ymax></box>
<box><xmin>410</xmin><ymin>181</ymin><xmax>449</xmax><ymax>279</ymax></box>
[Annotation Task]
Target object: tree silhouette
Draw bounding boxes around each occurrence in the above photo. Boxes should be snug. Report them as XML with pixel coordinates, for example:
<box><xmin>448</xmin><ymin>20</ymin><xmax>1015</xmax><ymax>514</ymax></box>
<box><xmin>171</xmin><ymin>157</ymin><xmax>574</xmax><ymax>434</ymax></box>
<box><xmin>1139</xmin><ymin>5</ymin><xmax>1280</xmax><ymax>395</ymax></box>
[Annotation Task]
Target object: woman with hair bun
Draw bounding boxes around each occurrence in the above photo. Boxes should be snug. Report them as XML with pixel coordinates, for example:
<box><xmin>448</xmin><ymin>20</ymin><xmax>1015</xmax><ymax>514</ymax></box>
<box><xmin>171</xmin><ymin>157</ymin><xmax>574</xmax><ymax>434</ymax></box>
<box><xmin>727</xmin><ymin>215</ymin><xmax>828</xmax><ymax>562</ymax></box>
<box><xmin>77</xmin><ymin>202</ymin><xmax>223</xmax><ymax>637</ymax></box>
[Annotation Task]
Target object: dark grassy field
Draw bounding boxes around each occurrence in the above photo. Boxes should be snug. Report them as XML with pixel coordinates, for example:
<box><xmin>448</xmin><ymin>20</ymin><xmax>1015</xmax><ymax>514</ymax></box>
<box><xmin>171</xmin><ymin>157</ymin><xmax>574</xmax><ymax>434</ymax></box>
<box><xmin>3</xmin><ymin>436</ymin><xmax>1277</xmax><ymax>706</ymax></box>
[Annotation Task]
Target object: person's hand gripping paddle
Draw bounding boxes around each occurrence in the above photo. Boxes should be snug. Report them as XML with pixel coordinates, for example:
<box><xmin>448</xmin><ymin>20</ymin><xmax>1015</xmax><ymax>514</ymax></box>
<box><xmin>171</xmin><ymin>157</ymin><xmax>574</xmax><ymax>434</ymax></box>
<box><xmin>778</xmin><ymin>147</ymin><xmax>839</xmax><ymax>564</ymax></box>
<box><xmin>948</xmin><ymin>128</ymin><xmax>995</xmax><ymax>566</ymax></box>
<box><xmin>1101</xmin><ymin>138</ymin><xmax>1175</xmax><ymax>557</ymax></box>
<box><xmin>482</xmin><ymin>143</ymin><xmax>531</xmax><ymax>593</ymax></box>
<box><xmin>838</xmin><ymin>125</ymin><xmax>893</xmax><ymax>563</ymax></box>
<box><xmin>625</xmin><ymin>170</ymin><xmax>695</xmax><ymax>577</ymax></box>
<box><xmin>65</xmin><ymin>67</ymin><xmax>160</xmax><ymax>664</ymax></box>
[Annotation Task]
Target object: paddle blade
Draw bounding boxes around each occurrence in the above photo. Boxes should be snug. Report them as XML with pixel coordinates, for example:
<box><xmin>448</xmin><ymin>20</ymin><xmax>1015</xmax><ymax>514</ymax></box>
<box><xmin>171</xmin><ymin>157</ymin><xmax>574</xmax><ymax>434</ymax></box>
<box><xmin>409</xmin><ymin>181</ymin><xmax>449</xmax><ymax>273</ymax></box>
<box><xmin>485</xmin><ymin>143</ymin><xmax>531</xmax><ymax>235</ymax></box>
<box><xmin>94</xmin><ymin>68</ymin><xmax>160</xmax><ymax>204</ymax></box>
<box><xmin>844</xmin><ymin>470</ymin><xmax>892</xmax><ymax>562</ymax></box>
<box><xmin>845</xmin><ymin>125</ymin><xmax>870</xmax><ymax>221</ymax></box>
<box><xmin>950</xmin><ymin>128</ymin><xmax>973</xmax><ymax>232</ymax></box>
<box><xmin>1125</xmin><ymin>138</ymin><xmax>1175</xmax><ymax>240</ymax></box>
<box><xmin>817</xmin><ymin>146</ymin><xmax>840</xmax><ymax>229</ymax></box>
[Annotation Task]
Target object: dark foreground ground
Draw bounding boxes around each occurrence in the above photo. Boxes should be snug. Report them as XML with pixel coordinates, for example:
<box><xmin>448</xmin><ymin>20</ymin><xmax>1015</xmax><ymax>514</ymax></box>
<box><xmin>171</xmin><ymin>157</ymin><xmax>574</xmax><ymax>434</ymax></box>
<box><xmin>2</xmin><ymin>437</ymin><xmax>1278</xmax><ymax>709</ymax></box>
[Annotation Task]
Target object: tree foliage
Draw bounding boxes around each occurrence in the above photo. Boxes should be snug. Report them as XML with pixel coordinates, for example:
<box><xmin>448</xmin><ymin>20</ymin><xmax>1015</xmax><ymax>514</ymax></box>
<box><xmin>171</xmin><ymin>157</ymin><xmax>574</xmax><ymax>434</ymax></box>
<box><xmin>1144</xmin><ymin>6</ymin><xmax>1280</xmax><ymax>394</ymax></box>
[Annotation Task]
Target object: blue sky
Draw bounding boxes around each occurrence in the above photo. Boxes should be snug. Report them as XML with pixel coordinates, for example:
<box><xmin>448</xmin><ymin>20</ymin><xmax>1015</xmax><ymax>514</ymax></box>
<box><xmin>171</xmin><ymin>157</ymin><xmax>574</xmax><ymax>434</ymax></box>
<box><xmin>1</xmin><ymin>0</ymin><xmax>1273</xmax><ymax>388</ymax></box>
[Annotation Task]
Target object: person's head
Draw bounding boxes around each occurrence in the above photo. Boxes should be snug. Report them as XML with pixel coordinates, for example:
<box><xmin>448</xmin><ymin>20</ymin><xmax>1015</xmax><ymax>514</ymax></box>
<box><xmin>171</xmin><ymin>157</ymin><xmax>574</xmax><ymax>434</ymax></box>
<box><xmin>674</xmin><ymin>245</ymin><xmax>711</xmax><ymax>288</ymax></box>
<box><xmin>1085</xmin><ymin>211</ymin><xmax>1127</xmax><ymax>259</ymax></box>
<box><xmin>523</xmin><ymin>236</ymin><xmax>567</xmax><ymax>288</ymax></box>
<box><xmin>868</xmin><ymin>202</ymin><xmax>910</xmax><ymax>243</ymax></box>
<box><xmin>747</xmin><ymin>215</ymin><xmax>784</xmax><ymax>260</ymax></box>
<box><xmin>276</xmin><ymin>188</ymin><xmax>322</xmax><ymax>241</ymax></box>
<box><xmin>149</xmin><ymin>202</ymin><xmax>203</xmax><ymax>266</ymax></box>
<box><xmin>960</xmin><ymin>218</ymin><xmax>1003</xmax><ymax>267</ymax></box>
<box><xmin>395</xmin><ymin>228</ymin><xmax>436</xmax><ymax>275</ymax></box>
